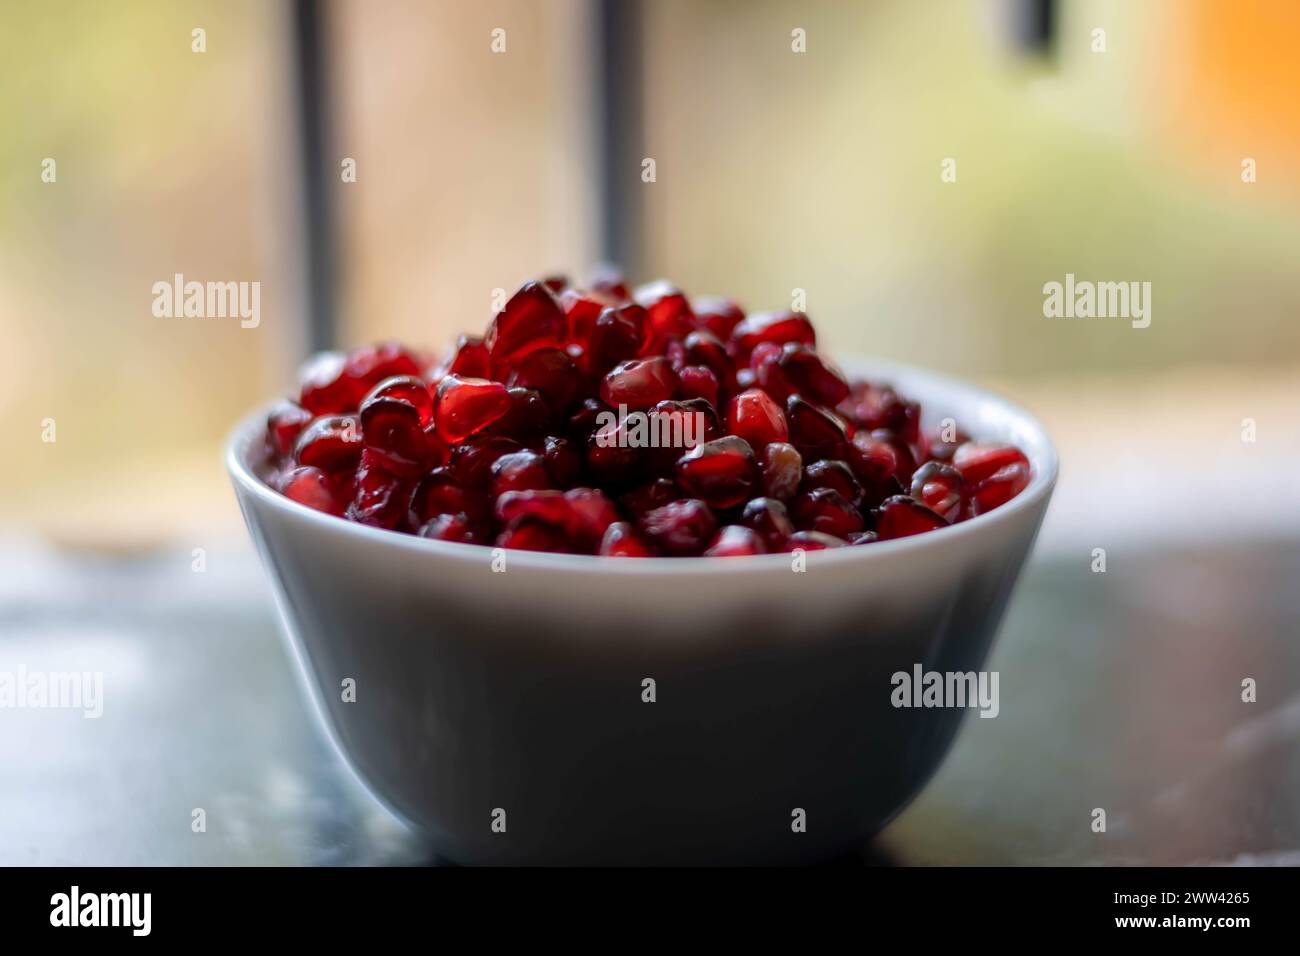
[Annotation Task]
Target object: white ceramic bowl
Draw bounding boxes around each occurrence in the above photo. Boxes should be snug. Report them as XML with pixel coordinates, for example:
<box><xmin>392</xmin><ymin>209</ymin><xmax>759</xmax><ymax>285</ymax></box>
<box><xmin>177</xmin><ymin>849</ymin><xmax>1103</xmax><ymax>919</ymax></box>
<box><xmin>227</xmin><ymin>357</ymin><xmax>1057</xmax><ymax>865</ymax></box>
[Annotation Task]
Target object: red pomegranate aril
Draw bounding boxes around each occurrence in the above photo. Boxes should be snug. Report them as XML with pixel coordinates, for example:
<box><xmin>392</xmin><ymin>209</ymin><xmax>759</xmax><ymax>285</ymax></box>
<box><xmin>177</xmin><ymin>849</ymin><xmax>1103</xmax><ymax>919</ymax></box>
<box><xmin>506</xmin><ymin>348</ymin><xmax>582</xmax><ymax>413</ymax></box>
<box><xmin>675</xmin><ymin>436</ymin><xmax>759</xmax><ymax>509</ymax></box>
<box><xmin>801</xmin><ymin>459</ymin><xmax>864</xmax><ymax>507</ymax></box>
<box><xmin>757</xmin><ymin>343</ymin><xmax>850</xmax><ymax>406</ymax></box>
<box><xmin>676</xmin><ymin>365</ymin><xmax>720</xmax><ymax>407</ymax></box>
<box><xmin>741</xmin><ymin>496</ymin><xmax>796</xmax><ymax>551</ymax></box>
<box><xmin>761</xmin><ymin>441</ymin><xmax>803</xmax><ymax>500</ymax></box>
<box><xmin>870</xmin><ymin>428</ymin><xmax>918</xmax><ymax>486</ymax></box>
<box><xmin>600</xmin><ymin>357</ymin><xmax>678</xmax><ymax>410</ymax></box>
<box><xmin>362</xmin><ymin>375</ymin><xmax>434</xmax><ymax>425</ymax></box>
<box><xmin>910</xmin><ymin>461</ymin><xmax>965</xmax><ymax>522</ymax></box>
<box><xmin>408</xmin><ymin>467</ymin><xmax>467</xmax><ymax>528</ymax></box>
<box><xmin>294</xmin><ymin>415</ymin><xmax>362</xmax><ymax>472</ymax></box>
<box><xmin>968</xmin><ymin>462</ymin><xmax>1031</xmax><ymax>516</ymax></box>
<box><xmin>727</xmin><ymin>388</ymin><xmax>788</xmax><ymax>450</ymax></box>
<box><xmin>266</xmin><ymin>401</ymin><xmax>313</xmax><ymax>458</ymax></box>
<box><xmin>359</xmin><ymin>397</ymin><xmax>429</xmax><ymax>477</ymax></box>
<box><xmin>448</xmin><ymin>334</ymin><xmax>491</xmax><ymax>379</ymax></box>
<box><xmin>543</xmin><ymin>436</ymin><xmax>583</xmax><ymax>487</ymax></box>
<box><xmin>447</xmin><ymin>434</ymin><xmax>521</xmax><ymax>489</ymax></box>
<box><xmin>640</xmin><ymin>499</ymin><xmax>717</xmax><ymax>556</ymax></box>
<box><xmin>683</xmin><ymin>330</ymin><xmax>736</xmax><ymax>390</ymax></box>
<box><xmin>621</xmin><ymin>478</ymin><xmax>681</xmax><ymax>518</ymax></box>
<box><xmin>564</xmin><ymin>488</ymin><xmax>620</xmax><ymax>547</ymax></box>
<box><xmin>875</xmin><ymin>495</ymin><xmax>948</xmax><ymax>540</ymax></box>
<box><xmin>495</xmin><ymin>489</ymin><xmax>572</xmax><ymax>529</ymax></box>
<box><xmin>692</xmin><ymin>297</ymin><xmax>745</xmax><ymax>340</ymax></box>
<box><xmin>434</xmin><ymin>374</ymin><xmax>512</xmax><ymax>442</ymax></box>
<box><xmin>673</xmin><ymin>398</ymin><xmax>724</xmax><ymax>441</ymax></box>
<box><xmin>347</xmin><ymin>450</ymin><xmax>409</xmax><ymax>529</ymax></box>
<box><xmin>953</xmin><ymin>442</ymin><xmax>1031</xmax><ymax>484</ymax></box>
<box><xmin>635</xmin><ymin>280</ymin><xmax>695</xmax><ymax>350</ymax></box>
<box><xmin>786</xmin><ymin>395</ymin><xmax>848</xmax><ymax>460</ymax></box>
<box><xmin>843</xmin><ymin>384</ymin><xmax>921</xmax><ymax>445</ymax></box>
<box><xmin>600</xmin><ymin>521</ymin><xmax>653</xmax><ymax>557</ymax></box>
<box><xmin>566</xmin><ymin>398</ymin><xmax>610</xmax><ymax>443</ymax></box>
<box><xmin>343</xmin><ymin>341</ymin><xmax>422</xmax><ymax>389</ymax></box>
<box><xmin>584</xmin><ymin>305</ymin><xmax>647</xmax><ymax>375</ymax></box>
<box><xmin>298</xmin><ymin>351</ymin><xmax>360</xmax><ymax>415</ymax></box>
<box><xmin>496</xmin><ymin>518</ymin><xmax>569</xmax><ymax>553</ymax></box>
<box><xmin>791</xmin><ymin>487</ymin><xmax>864</xmax><ymax>538</ymax></box>
<box><xmin>783</xmin><ymin>531</ymin><xmax>847</xmax><ymax>551</ymax></box>
<box><xmin>485</xmin><ymin>280</ymin><xmax>566</xmax><ymax>367</ymax></box>
<box><xmin>419</xmin><ymin>512</ymin><xmax>480</xmax><ymax>544</ymax></box>
<box><xmin>491</xmin><ymin>450</ymin><xmax>552</xmax><ymax>496</ymax></box>
<box><xmin>488</xmin><ymin>387</ymin><xmax>551</xmax><ymax>440</ymax></box>
<box><xmin>278</xmin><ymin>466</ymin><xmax>342</xmax><ymax>515</ymax></box>
<box><xmin>729</xmin><ymin>311</ymin><xmax>816</xmax><ymax>357</ymax></box>
<box><xmin>705</xmin><ymin>525</ymin><xmax>766</xmax><ymax>557</ymax></box>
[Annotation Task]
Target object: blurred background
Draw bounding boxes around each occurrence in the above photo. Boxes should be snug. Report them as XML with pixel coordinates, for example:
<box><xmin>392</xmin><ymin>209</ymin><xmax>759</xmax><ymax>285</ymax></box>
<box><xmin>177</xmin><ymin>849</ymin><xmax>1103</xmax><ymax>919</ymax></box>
<box><xmin>1</xmin><ymin>0</ymin><xmax>1298</xmax><ymax>864</ymax></box>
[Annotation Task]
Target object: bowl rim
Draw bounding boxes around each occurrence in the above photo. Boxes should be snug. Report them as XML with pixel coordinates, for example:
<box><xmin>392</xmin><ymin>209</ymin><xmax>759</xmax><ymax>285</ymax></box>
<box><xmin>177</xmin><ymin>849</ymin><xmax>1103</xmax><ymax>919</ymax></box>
<box><xmin>226</xmin><ymin>355</ymin><xmax>1058</xmax><ymax>576</ymax></box>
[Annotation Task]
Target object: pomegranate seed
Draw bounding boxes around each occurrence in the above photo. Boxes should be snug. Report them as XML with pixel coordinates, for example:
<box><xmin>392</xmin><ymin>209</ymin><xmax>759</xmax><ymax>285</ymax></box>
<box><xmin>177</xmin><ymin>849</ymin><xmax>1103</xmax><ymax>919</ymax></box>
<box><xmin>294</xmin><ymin>415</ymin><xmax>362</xmax><ymax>472</ymax></box>
<box><xmin>584</xmin><ymin>305</ymin><xmax>647</xmax><ymax>375</ymax></box>
<box><xmin>408</xmin><ymin>467</ymin><xmax>468</xmax><ymax>529</ymax></box>
<box><xmin>448</xmin><ymin>334</ymin><xmax>491</xmax><ymax>379</ymax></box>
<box><xmin>434</xmin><ymin>374</ymin><xmax>512</xmax><ymax>442</ymax></box>
<box><xmin>600</xmin><ymin>357</ymin><xmax>678</xmax><ymax>410</ymax></box>
<box><xmin>676</xmin><ymin>365</ymin><xmax>720</xmax><ymax>407</ymax></box>
<box><xmin>343</xmin><ymin>341</ymin><xmax>422</xmax><ymax>388</ymax></box>
<box><xmin>692</xmin><ymin>297</ymin><xmax>745</xmax><ymax>340</ymax></box>
<box><xmin>801</xmin><ymin>459</ymin><xmax>864</xmax><ymax>507</ymax></box>
<box><xmin>756</xmin><ymin>343</ymin><xmax>850</xmax><ymax>406</ymax></box>
<box><xmin>566</xmin><ymin>398</ymin><xmax>610</xmax><ymax>443</ymax></box>
<box><xmin>362</xmin><ymin>375</ymin><xmax>433</xmax><ymax>425</ymax></box>
<box><xmin>621</xmin><ymin>478</ymin><xmax>681</xmax><ymax>518</ymax></box>
<box><xmin>491</xmin><ymin>450</ymin><xmax>552</xmax><ymax>496</ymax></box>
<box><xmin>543</xmin><ymin>436</ymin><xmax>583</xmax><ymax>487</ymax></box>
<box><xmin>563</xmin><ymin>488</ymin><xmax>620</xmax><ymax>548</ymax></box>
<box><xmin>488</xmin><ymin>387</ymin><xmax>552</xmax><ymax>440</ymax></box>
<box><xmin>683</xmin><ymin>330</ymin><xmax>736</xmax><ymax>392</ymax></box>
<box><xmin>586</xmin><ymin>417</ymin><xmax>646</xmax><ymax>484</ymax></box>
<box><xmin>783</xmin><ymin>531</ymin><xmax>846</xmax><ymax>551</ymax></box>
<box><xmin>485</xmin><ymin>280</ymin><xmax>565</xmax><ymax>367</ymax></box>
<box><xmin>506</xmin><ymin>348</ymin><xmax>582</xmax><ymax>413</ymax></box>
<box><xmin>447</xmin><ymin>435</ymin><xmax>522</xmax><ymax>509</ymax></box>
<box><xmin>298</xmin><ymin>351</ymin><xmax>360</xmax><ymax>415</ymax></box>
<box><xmin>675</xmin><ymin>436</ymin><xmax>759</xmax><ymax>509</ymax></box>
<box><xmin>785</xmin><ymin>395</ymin><xmax>848</xmax><ymax>461</ymax></box>
<box><xmin>266</xmin><ymin>401</ymin><xmax>313</xmax><ymax>458</ymax></box>
<box><xmin>741</xmin><ymin>497</ymin><xmax>795</xmax><ymax>551</ymax></box>
<box><xmin>842</xmin><ymin>384</ymin><xmax>921</xmax><ymax>445</ymax></box>
<box><xmin>968</xmin><ymin>462</ymin><xmax>1031</xmax><ymax>516</ymax></box>
<box><xmin>870</xmin><ymin>429</ymin><xmax>918</xmax><ymax>486</ymax></box>
<box><xmin>560</xmin><ymin>289</ymin><xmax>607</xmax><ymax>344</ymax></box>
<box><xmin>346</xmin><ymin>450</ymin><xmax>409</xmax><ymax>529</ymax></box>
<box><xmin>953</xmin><ymin>443</ymin><xmax>1031</xmax><ymax>484</ymax></box>
<box><xmin>875</xmin><ymin>495</ymin><xmax>947</xmax><ymax>540</ymax></box>
<box><xmin>729</xmin><ymin>311</ymin><xmax>815</xmax><ymax>358</ymax></box>
<box><xmin>542</xmin><ymin>274</ymin><xmax>568</xmax><ymax>294</ymax></box>
<box><xmin>419</xmin><ymin>512</ymin><xmax>480</xmax><ymax>544</ymax></box>
<box><xmin>760</xmin><ymin>441</ymin><xmax>803</xmax><ymax>500</ymax></box>
<box><xmin>600</xmin><ymin>521</ymin><xmax>653</xmax><ymax>557</ymax></box>
<box><xmin>727</xmin><ymin>388</ymin><xmax>788</xmax><ymax>450</ymax></box>
<box><xmin>705</xmin><ymin>525</ymin><xmax>766</xmax><ymax>557</ymax></box>
<box><xmin>495</xmin><ymin>489</ymin><xmax>572</xmax><ymax>528</ymax></box>
<box><xmin>640</xmin><ymin>499</ymin><xmax>717</xmax><ymax>556</ymax></box>
<box><xmin>791</xmin><ymin>487</ymin><xmax>864</xmax><ymax>538</ymax></box>
<box><xmin>910</xmin><ymin>461</ymin><xmax>965</xmax><ymax>522</ymax></box>
<box><xmin>496</xmin><ymin>518</ymin><xmax>569</xmax><ymax>553</ymax></box>
<box><xmin>278</xmin><ymin>466</ymin><xmax>342</xmax><ymax>515</ymax></box>
<box><xmin>634</xmin><ymin>280</ymin><xmax>695</xmax><ymax>351</ymax></box>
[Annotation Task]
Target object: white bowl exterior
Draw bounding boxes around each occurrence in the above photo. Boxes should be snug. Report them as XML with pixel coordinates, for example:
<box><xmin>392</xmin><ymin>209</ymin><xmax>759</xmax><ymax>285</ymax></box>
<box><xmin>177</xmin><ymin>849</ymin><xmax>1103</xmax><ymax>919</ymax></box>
<box><xmin>229</xmin><ymin>358</ymin><xmax>1057</xmax><ymax>864</ymax></box>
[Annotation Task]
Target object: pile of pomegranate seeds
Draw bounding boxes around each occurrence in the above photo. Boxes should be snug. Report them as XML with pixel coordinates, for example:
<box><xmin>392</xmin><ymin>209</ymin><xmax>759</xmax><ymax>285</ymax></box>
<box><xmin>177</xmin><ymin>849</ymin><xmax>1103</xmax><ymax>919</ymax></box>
<box><xmin>262</xmin><ymin>272</ymin><xmax>1031</xmax><ymax>556</ymax></box>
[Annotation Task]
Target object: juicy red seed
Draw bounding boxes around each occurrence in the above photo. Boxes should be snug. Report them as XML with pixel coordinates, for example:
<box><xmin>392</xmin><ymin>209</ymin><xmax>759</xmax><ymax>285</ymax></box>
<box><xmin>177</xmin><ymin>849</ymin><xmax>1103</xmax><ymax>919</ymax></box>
<box><xmin>346</xmin><ymin>450</ymin><xmax>409</xmax><ymax>529</ymax></box>
<box><xmin>278</xmin><ymin>466</ymin><xmax>342</xmax><ymax>515</ymax></box>
<box><xmin>674</xmin><ymin>436</ymin><xmax>759</xmax><ymax>509</ymax></box>
<box><xmin>567</xmin><ymin>398</ymin><xmax>610</xmax><ymax>442</ymax></box>
<box><xmin>674</xmin><ymin>398</ymin><xmax>723</xmax><ymax>440</ymax></box>
<box><xmin>676</xmin><ymin>365</ymin><xmax>720</xmax><ymax>407</ymax></box>
<box><xmin>705</xmin><ymin>525</ymin><xmax>766</xmax><ymax>557</ymax></box>
<box><xmin>266</xmin><ymin>401</ymin><xmax>313</xmax><ymax>458</ymax></box>
<box><xmin>757</xmin><ymin>343</ymin><xmax>850</xmax><ymax>406</ymax></box>
<box><xmin>362</xmin><ymin>375</ymin><xmax>434</xmax><ymax>425</ymax></box>
<box><xmin>496</xmin><ymin>518</ymin><xmax>569</xmax><ymax>553</ymax></box>
<box><xmin>783</xmin><ymin>531</ymin><xmax>846</xmax><ymax>551</ymax></box>
<box><xmin>600</xmin><ymin>357</ymin><xmax>678</xmax><ymax>410</ymax></box>
<box><xmin>968</xmin><ymin>462</ymin><xmax>1031</xmax><ymax>516</ymax></box>
<box><xmin>741</xmin><ymin>497</ymin><xmax>795</xmax><ymax>551</ymax></box>
<box><xmin>801</xmin><ymin>459</ymin><xmax>864</xmax><ymax>507</ymax></box>
<box><xmin>910</xmin><ymin>461</ymin><xmax>965</xmax><ymax>522</ymax></box>
<box><xmin>448</xmin><ymin>335</ymin><xmax>491</xmax><ymax>378</ymax></box>
<box><xmin>683</xmin><ymin>330</ymin><xmax>735</xmax><ymax>389</ymax></box>
<box><xmin>621</xmin><ymin>478</ymin><xmax>681</xmax><ymax>517</ymax></box>
<box><xmin>640</xmin><ymin>499</ymin><xmax>717</xmax><ymax>556</ymax></box>
<box><xmin>761</xmin><ymin>441</ymin><xmax>803</xmax><ymax>500</ymax></box>
<box><xmin>563</xmin><ymin>488</ymin><xmax>620</xmax><ymax>547</ymax></box>
<box><xmin>871</xmin><ymin>429</ymin><xmax>918</xmax><ymax>485</ymax></box>
<box><xmin>785</xmin><ymin>395</ymin><xmax>848</xmax><ymax>460</ymax></box>
<box><xmin>875</xmin><ymin>495</ymin><xmax>948</xmax><ymax>540</ymax></box>
<box><xmin>847</xmin><ymin>432</ymin><xmax>898</xmax><ymax>484</ymax></box>
<box><xmin>295</xmin><ymin>415</ymin><xmax>362</xmax><ymax>472</ymax></box>
<box><xmin>634</xmin><ymin>280</ymin><xmax>695</xmax><ymax>349</ymax></box>
<box><xmin>408</xmin><ymin>467</ymin><xmax>467</xmax><ymax>528</ymax></box>
<box><xmin>953</xmin><ymin>443</ymin><xmax>1031</xmax><ymax>484</ymax></box>
<box><xmin>542</xmin><ymin>274</ymin><xmax>568</xmax><ymax>294</ymax></box>
<box><xmin>692</xmin><ymin>297</ymin><xmax>745</xmax><ymax>340</ymax></box>
<box><xmin>560</xmin><ymin>289</ymin><xmax>608</xmax><ymax>344</ymax></box>
<box><xmin>586</xmin><ymin>418</ymin><xmax>645</xmax><ymax>483</ymax></box>
<box><xmin>488</xmin><ymin>387</ymin><xmax>551</xmax><ymax>440</ymax></box>
<box><xmin>447</xmin><ymin>434</ymin><xmax>521</xmax><ymax>490</ymax></box>
<box><xmin>600</xmin><ymin>521</ymin><xmax>653</xmax><ymax>557</ymax></box>
<box><xmin>727</xmin><ymin>388</ymin><xmax>789</xmax><ymax>450</ymax></box>
<box><xmin>419</xmin><ymin>512</ymin><xmax>479</xmax><ymax>543</ymax></box>
<box><xmin>730</xmin><ymin>311</ymin><xmax>815</xmax><ymax>357</ymax></box>
<box><xmin>506</xmin><ymin>348</ymin><xmax>582</xmax><ymax>412</ymax></box>
<box><xmin>791</xmin><ymin>487</ymin><xmax>864</xmax><ymax>538</ymax></box>
<box><xmin>343</xmin><ymin>341</ymin><xmax>422</xmax><ymax>387</ymax></box>
<box><xmin>485</xmin><ymin>280</ymin><xmax>566</xmax><ymax>366</ymax></box>
<box><xmin>298</xmin><ymin>351</ymin><xmax>361</xmax><ymax>415</ymax></box>
<box><xmin>842</xmin><ymin>385</ymin><xmax>921</xmax><ymax>445</ymax></box>
<box><xmin>496</xmin><ymin>489</ymin><xmax>572</xmax><ymax>529</ymax></box>
<box><xmin>359</xmin><ymin>398</ymin><xmax>429</xmax><ymax>477</ymax></box>
<box><xmin>584</xmin><ymin>305</ymin><xmax>647</xmax><ymax>375</ymax></box>
<box><xmin>434</xmin><ymin>374</ymin><xmax>512</xmax><ymax>443</ymax></box>
<box><xmin>543</xmin><ymin>436</ymin><xmax>583</xmax><ymax>487</ymax></box>
<box><xmin>491</xmin><ymin>450</ymin><xmax>553</xmax><ymax>496</ymax></box>
<box><xmin>925</xmin><ymin>428</ymin><xmax>969</xmax><ymax>462</ymax></box>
